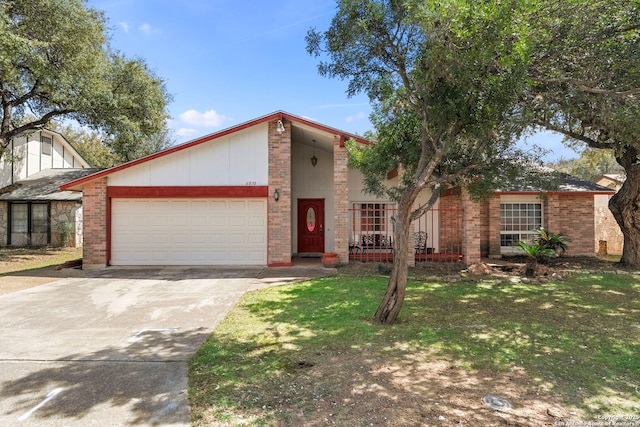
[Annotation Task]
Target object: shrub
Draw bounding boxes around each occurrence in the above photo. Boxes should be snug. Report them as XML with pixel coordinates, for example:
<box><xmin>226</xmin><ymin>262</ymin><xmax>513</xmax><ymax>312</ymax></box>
<box><xmin>536</xmin><ymin>227</ymin><xmax>570</xmax><ymax>255</ymax></box>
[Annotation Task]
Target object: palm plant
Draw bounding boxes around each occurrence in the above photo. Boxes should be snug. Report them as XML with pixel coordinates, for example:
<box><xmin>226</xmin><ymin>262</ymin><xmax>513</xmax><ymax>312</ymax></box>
<box><xmin>536</xmin><ymin>227</ymin><xmax>570</xmax><ymax>255</ymax></box>
<box><xmin>518</xmin><ymin>241</ymin><xmax>556</xmax><ymax>277</ymax></box>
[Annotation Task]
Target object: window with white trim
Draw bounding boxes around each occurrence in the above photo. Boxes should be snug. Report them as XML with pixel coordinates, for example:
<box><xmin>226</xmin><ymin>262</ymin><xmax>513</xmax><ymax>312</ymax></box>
<box><xmin>500</xmin><ymin>202</ymin><xmax>542</xmax><ymax>252</ymax></box>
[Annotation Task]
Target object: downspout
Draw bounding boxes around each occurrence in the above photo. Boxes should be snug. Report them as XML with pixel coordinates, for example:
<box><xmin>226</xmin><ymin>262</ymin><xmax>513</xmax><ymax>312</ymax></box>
<box><xmin>10</xmin><ymin>139</ymin><xmax>14</xmax><ymax>184</ymax></box>
<box><xmin>24</xmin><ymin>137</ymin><xmax>28</xmax><ymax>181</ymax></box>
<box><xmin>39</xmin><ymin>131</ymin><xmax>42</xmax><ymax>172</ymax></box>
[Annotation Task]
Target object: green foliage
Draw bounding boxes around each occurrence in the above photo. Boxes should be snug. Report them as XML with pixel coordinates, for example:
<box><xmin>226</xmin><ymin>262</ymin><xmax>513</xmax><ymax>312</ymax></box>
<box><xmin>550</xmin><ymin>147</ymin><xmax>624</xmax><ymax>182</ymax></box>
<box><xmin>308</xmin><ymin>0</ymin><xmax>539</xmax><ymax>205</ymax></box>
<box><xmin>536</xmin><ymin>227</ymin><xmax>570</xmax><ymax>254</ymax></box>
<box><xmin>517</xmin><ymin>240</ymin><xmax>556</xmax><ymax>259</ymax></box>
<box><xmin>0</xmin><ymin>0</ymin><xmax>170</xmax><ymax>162</ymax></box>
<box><xmin>46</xmin><ymin>120</ymin><xmax>175</xmax><ymax>167</ymax></box>
<box><xmin>59</xmin><ymin>222</ymin><xmax>75</xmax><ymax>247</ymax></box>
<box><xmin>308</xmin><ymin>0</ymin><xmax>547</xmax><ymax>322</ymax></box>
<box><xmin>524</xmin><ymin>1</ymin><xmax>640</xmax><ymax>265</ymax></box>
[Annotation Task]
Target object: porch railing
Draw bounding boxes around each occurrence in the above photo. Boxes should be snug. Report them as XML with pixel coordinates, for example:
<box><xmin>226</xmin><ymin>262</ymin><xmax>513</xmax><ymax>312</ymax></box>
<box><xmin>348</xmin><ymin>204</ymin><xmax>463</xmax><ymax>263</ymax></box>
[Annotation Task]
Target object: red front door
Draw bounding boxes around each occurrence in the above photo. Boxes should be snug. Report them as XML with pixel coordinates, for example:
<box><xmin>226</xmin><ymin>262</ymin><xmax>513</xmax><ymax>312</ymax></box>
<box><xmin>298</xmin><ymin>199</ymin><xmax>325</xmax><ymax>253</ymax></box>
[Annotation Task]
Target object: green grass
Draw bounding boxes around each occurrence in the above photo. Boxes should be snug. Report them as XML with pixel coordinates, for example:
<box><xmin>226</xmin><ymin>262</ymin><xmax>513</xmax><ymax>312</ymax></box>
<box><xmin>189</xmin><ymin>272</ymin><xmax>640</xmax><ymax>425</ymax></box>
<box><xmin>0</xmin><ymin>247</ymin><xmax>82</xmax><ymax>276</ymax></box>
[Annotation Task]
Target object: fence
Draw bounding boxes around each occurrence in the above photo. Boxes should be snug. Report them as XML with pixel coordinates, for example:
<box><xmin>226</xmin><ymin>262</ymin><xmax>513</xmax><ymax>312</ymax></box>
<box><xmin>348</xmin><ymin>203</ymin><xmax>463</xmax><ymax>263</ymax></box>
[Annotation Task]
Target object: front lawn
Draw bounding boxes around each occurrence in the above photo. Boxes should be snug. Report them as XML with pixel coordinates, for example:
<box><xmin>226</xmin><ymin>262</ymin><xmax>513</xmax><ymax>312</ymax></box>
<box><xmin>189</xmin><ymin>272</ymin><xmax>640</xmax><ymax>426</ymax></box>
<box><xmin>0</xmin><ymin>247</ymin><xmax>82</xmax><ymax>275</ymax></box>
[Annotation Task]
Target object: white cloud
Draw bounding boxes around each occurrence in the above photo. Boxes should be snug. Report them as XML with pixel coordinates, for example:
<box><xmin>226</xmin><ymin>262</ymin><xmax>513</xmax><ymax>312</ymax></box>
<box><xmin>345</xmin><ymin>112</ymin><xmax>366</xmax><ymax>123</ymax></box>
<box><xmin>138</xmin><ymin>23</ymin><xmax>159</xmax><ymax>36</ymax></box>
<box><xmin>139</xmin><ymin>23</ymin><xmax>151</xmax><ymax>35</ymax></box>
<box><xmin>119</xmin><ymin>22</ymin><xmax>129</xmax><ymax>33</ymax></box>
<box><xmin>179</xmin><ymin>109</ymin><xmax>229</xmax><ymax>128</ymax></box>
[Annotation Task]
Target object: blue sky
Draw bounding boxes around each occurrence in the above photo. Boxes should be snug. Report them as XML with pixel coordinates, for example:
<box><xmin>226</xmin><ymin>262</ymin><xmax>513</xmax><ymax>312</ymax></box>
<box><xmin>87</xmin><ymin>0</ymin><xmax>579</xmax><ymax>161</ymax></box>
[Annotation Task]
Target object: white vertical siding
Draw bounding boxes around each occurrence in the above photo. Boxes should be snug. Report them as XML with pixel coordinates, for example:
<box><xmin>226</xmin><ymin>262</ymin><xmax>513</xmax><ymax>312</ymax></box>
<box><xmin>109</xmin><ymin>124</ymin><xmax>269</xmax><ymax>186</ymax></box>
<box><xmin>291</xmin><ymin>141</ymin><xmax>335</xmax><ymax>252</ymax></box>
<box><xmin>0</xmin><ymin>131</ymin><xmax>89</xmax><ymax>188</ymax></box>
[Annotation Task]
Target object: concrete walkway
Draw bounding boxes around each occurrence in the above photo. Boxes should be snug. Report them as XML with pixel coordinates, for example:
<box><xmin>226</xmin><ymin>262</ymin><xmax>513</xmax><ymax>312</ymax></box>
<box><xmin>0</xmin><ymin>265</ymin><xmax>335</xmax><ymax>426</ymax></box>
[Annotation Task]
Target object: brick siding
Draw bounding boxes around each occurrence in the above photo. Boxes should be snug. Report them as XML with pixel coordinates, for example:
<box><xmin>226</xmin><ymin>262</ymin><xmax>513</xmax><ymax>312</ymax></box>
<box><xmin>82</xmin><ymin>177</ymin><xmax>108</xmax><ymax>268</ymax></box>
<box><xmin>267</xmin><ymin>119</ymin><xmax>292</xmax><ymax>266</ymax></box>
<box><xmin>545</xmin><ymin>194</ymin><xmax>595</xmax><ymax>256</ymax></box>
<box><xmin>333</xmin><ymin>136</ymin><xmax>349</xmax><ymax>264</ymax></box>
<box><xmin>460</xmin><ymin>190</ymin><xmax>482</xmax><ymax>264</ymax></box>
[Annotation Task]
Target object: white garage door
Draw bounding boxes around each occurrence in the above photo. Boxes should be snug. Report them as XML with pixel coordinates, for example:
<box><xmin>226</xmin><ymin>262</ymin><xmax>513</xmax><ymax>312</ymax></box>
<box><xmin>111</xmin><ymin>198</ymin><xmax>267</xmax><ymax>265</ymax></box>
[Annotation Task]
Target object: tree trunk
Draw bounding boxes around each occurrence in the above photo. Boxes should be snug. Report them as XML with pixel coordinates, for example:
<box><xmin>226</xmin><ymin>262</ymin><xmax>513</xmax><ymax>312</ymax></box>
<box><xmin>374</xmin><ymin>197</ymin><xmax>412</xmax><ymax>324</ymax></box>
<box><xmin>525</xmin><ymin>256</ymin><xmax>537</xmax><ymax>277</ymax></box>
<box><xmin>609</xmin><ymin>145</ymin><xmax>640</xmax><ymax>267</ymax></box>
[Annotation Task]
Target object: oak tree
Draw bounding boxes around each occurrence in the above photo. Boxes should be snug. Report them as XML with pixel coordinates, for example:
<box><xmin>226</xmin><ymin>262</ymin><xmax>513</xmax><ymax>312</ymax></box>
<box><xmin>308</xmin><ymin>0</ymin><xmax>536</xmax><ymax>323</ymax></box>
<box><xmin>0</xmin><ymin>0</ymin><xmax>170</xmax><ymax>163</ymax></box>
<box><xmin>527</xmin><ymin>0</ymin><xmax>640</xmax><ymax>266</ymax></box>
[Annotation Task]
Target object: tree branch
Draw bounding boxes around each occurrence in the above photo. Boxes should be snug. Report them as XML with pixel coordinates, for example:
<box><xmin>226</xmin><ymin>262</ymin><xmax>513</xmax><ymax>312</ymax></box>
<box><xmin>535</xmin><ymin>118</ymin><xmax>613</xmax><ymax>150</ymax></box>
<box><xmin>534</xmin><ymin>77</ymin><xmax>640</xmax><ymax>97</ymax></box>
<box><xmin>6</xmin><ymin>109</ymin><xmax>75</xmax><ymax>141</ymax></box>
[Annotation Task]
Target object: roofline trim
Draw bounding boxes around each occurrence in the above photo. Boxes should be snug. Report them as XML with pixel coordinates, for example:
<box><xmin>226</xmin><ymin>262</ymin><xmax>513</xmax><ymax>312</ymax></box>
<box><xmin>60</xmin><ymin>110</ymin><xmax>371</xmax><ymax>191</ymax></box>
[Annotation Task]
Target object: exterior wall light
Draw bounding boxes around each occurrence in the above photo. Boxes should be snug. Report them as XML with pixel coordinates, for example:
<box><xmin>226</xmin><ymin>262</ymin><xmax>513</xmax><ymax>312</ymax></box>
<box><xmin>311</xmin><ymin>139</ymin><xmax>318</xmax><ymax>167</ymax></box>
<box><xmin>274</xmin><ymin>188</ymin><xmax>280</xmax><ymax>201</ymax></box>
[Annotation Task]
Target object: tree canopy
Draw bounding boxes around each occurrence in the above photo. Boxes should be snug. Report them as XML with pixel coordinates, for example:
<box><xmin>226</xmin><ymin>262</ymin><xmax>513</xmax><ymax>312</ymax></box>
<box><xmin>308</xmin><ymin>0</ymin><xmax>541</xmax><ymax>323</ymax></box>
<box><xmin>0</xmin><ymin>0</ymin><xmax>171</xmax><ymax>163</ymax></box>
<box><xmin>308</xmin><ymin>0</ymin><xmax>640</xmax><ymax>323</ymax></box>
<box><xmin>525</xmin><ymin>0</ymin><xmax>640</xmax><ymax>265</ymax></box>
<box><xmin>47</xmin><ymin>121</ymin><xmax>175</xmax><ymax>168</ymax></box>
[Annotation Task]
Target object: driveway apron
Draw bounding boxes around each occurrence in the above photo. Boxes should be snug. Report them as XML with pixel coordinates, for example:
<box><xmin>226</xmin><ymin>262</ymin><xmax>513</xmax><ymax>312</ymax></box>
<box><xmin>0</xmin><ymin>267</ymin><xmax>272</xmax><ymax>426</ymax></box>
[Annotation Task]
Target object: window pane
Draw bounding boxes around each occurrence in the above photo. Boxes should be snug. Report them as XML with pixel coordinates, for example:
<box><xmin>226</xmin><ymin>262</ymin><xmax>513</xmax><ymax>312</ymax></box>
<box><xmin>41</xmin><ymin>135</ymin><xmax>52</xmax><ymax>155</ymax></box>
<box><xmin>32</xmin><ymin>204</ymin><xmax>49</xmax><ymax>233</ymax></box>
<box><xmin>11</xmin><ymin>204</ymin><xmax>28</xmax><ymax>233</ymax></box>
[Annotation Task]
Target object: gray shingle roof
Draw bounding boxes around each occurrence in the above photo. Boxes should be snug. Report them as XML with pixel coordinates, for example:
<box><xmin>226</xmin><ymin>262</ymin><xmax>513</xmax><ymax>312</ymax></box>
<box><xmin>0</xmin><ymin>168</ymin><xmax>102</xmax><ymax>201</ymax></box>
<box><xmin>496</xmin><ymin>165</ymin><xmax>616</xmax><ymax>193</ymax></box>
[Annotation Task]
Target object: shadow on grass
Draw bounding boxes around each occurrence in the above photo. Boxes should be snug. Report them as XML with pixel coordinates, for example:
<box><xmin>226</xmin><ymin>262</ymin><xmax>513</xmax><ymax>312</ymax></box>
<box><xmin>191</xmin><ymin>273</ymin><xmax>640</xmax><ymax>424</ymax></box>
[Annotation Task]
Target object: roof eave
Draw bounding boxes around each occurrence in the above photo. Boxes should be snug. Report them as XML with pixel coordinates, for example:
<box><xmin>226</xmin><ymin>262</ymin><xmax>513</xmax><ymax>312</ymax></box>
<box><xmin>60</xmin><ymin>110</ymin><xmax>372</xmax><ymax>191</ymax></box>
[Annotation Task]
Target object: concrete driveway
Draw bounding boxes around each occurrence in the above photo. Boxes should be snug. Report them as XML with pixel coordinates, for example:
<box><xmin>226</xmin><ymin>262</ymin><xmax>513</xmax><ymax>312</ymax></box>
<box><xmin>0</xmin><ymin>265</ymin><xmax>333</xmax><ymax>426</ymax></box>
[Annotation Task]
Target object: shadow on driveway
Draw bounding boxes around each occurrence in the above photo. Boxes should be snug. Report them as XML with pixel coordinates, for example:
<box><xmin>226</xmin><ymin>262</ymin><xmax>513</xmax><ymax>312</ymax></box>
<box><xmin>0</xmin><ymin>265</ymin><xmax>336</xmax><ymax>426</ymax></box>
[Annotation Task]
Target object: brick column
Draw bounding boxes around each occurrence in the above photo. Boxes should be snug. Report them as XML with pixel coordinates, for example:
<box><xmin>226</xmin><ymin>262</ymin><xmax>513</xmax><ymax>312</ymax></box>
<box><xmin>461</xmin><ymin>189</ymin><xmax>482</xmax><ymax>265</ymax></box>
<box><xmin>545</xmin><ymin>193</ymin><xmax>560</xmax><ymax>233</ymax></box>
<box><xmin>333</xmin><ymin>136</ymin><xmax>349</xmax><ymax>264</ymax></box>
<box><xmin>267</xmin><ymin>119</ymin><xmax>292</xmax><ymax>266</ymax></box>
<box><xmin>82</xmin><ymin>177</ymin><xmax>108</xmax><ymax>269</ymax></box>
<box><xmin>488</xmin><ymin>195</ymin><xmax>502</xmax><ymax>257</ymax></box>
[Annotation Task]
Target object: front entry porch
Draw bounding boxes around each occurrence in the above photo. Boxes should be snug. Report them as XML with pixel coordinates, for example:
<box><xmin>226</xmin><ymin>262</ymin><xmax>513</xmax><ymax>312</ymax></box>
<box><xmin>348</xmin><ymin>204</ymin><xmax>464</xmax><ymax>263</ymax></box>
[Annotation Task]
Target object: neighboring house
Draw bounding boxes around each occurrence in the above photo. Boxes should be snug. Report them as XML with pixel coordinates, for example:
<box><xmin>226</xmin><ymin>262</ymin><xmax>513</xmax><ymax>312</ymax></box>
<box><xmin>0</xmin><ymin>129</ymin><xmax>90</xmax><ymax>188</ymax></box>
<box><xmin>60</xmin><ymin>111</ymin><xmax>614</xmax><ymax>269</ymax></box>
<box><xmin>0</xmin><ymin>129</ymin><xmax>93</xmax><ymax>247</ymax></box>
<box><xmin>595</xmin><ymin>173</ymin><xmax>625</xmax><ymax>190</ymax></box>
<box><xmin>0</xmin><ymin>168</ymin><xmax>101</xmax><ymax>246</ymax></box>
<box><xmin>594</xmin><ymin>173</ymin><xmax>625</xmax><ymax>255</ymax></box>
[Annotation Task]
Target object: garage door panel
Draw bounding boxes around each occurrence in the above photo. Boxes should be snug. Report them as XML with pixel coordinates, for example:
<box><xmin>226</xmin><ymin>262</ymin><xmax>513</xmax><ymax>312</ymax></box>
<box><xmin>111</xmin><ymin>198</ymin><xmax>267</xmax><ymax>265</ymax></box>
